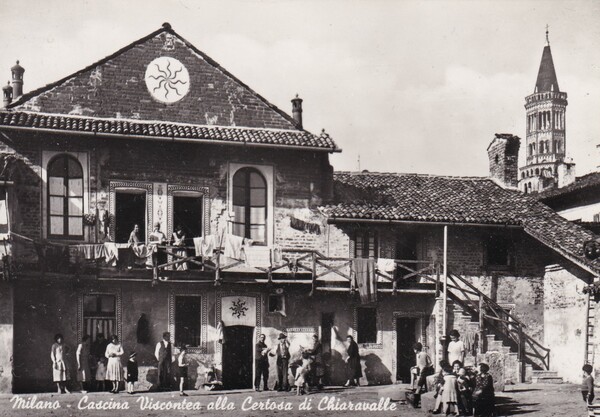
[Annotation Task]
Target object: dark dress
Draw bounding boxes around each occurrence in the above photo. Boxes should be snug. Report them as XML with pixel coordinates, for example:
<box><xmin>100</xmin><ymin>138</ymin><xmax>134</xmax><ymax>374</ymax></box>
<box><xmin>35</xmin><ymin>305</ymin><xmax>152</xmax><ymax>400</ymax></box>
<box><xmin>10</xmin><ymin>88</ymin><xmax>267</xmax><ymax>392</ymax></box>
<box><xmin>346</xmin><ymin>340</ymin><xmax>362</xmax><ymax>380</ymax></box>
<box><xmin>473</xmin><ymin>373</ymin><xmax>495</xmax><ymax>417</ymax></box>
<box><xmin>126</xmin><ymin>360</ymin><xmax>138</xmax><ymax>382</ymax></box>
<box><xmin>254</xmin><ymin>341</ymin><xmax>269</xmax><ymax>389</ymax></box>
<box><xmin>157</xmin><ymin>341</ymin><xmax>172</xmax><ymax>390</ymax></box>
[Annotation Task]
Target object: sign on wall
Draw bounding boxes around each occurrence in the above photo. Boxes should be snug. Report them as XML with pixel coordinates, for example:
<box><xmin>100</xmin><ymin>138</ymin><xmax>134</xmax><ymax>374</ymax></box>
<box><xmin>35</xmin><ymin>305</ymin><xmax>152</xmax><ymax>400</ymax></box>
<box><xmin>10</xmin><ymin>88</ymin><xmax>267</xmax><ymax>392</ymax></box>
<box><xmin>220</xmin><ymin>296</ymin><xmax>256</xmax><ymax>327</ymax></box>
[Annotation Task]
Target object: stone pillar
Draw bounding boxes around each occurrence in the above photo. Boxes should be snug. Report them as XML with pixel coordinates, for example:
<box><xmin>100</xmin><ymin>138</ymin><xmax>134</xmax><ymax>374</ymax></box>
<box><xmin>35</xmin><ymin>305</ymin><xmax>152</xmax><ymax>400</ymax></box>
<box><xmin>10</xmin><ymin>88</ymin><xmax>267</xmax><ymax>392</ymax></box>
<box><xmin>0</xmin><ymin>282</ymin><xmax>14</xmax><ymax>393</ymax></box>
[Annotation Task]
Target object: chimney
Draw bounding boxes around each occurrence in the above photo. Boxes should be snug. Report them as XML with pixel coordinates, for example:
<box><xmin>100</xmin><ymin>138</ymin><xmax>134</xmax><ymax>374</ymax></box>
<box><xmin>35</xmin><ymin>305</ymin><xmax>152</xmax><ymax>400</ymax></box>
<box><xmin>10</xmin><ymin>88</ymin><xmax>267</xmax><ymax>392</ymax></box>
<box><xmin>2</xmin><ymin>82</ymin><xmax>13</xmax><ymax>107</ymax></box>
<box><xmin>557</xmin><ymin>160</ymin><xmax>576</xmax><ymax>188</ymax></box>
<box><xmin>291</xmin><ymin>94</ymin><xmax>303</xmax><ymax>129</ymax></box>
<box><xmin>487</xmin><ymin>133</ymin><xmax>521</xmax><ymax>188</ymax></box>
<box><xmin>11</xmin><ymin>60</ymin><xmax>24</xmax><ymax>98</ymax></box>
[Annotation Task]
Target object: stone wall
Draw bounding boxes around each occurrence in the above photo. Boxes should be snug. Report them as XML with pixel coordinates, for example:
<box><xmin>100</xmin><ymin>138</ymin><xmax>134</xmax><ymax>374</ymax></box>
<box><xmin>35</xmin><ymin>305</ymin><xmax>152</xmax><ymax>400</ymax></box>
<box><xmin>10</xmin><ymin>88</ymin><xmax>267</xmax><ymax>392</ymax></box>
<box><xmin>543</xmin><ymin>264</ymin><xmax>591</xmax><ymax>383</ymax></box>
<box><xmin>12</xmin><ymin>278</ymin><xmax>436</xmax><ymax>393</ymax></box>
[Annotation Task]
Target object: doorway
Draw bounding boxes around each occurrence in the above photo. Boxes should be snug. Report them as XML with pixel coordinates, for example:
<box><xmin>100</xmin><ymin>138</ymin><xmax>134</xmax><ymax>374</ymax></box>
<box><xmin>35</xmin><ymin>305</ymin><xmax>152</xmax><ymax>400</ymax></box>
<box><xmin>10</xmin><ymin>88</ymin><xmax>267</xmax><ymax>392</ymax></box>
<box><xmin>396</xmin><ymin>316</ymin><xmax>417</xmax><ymax>382</ymax></box>
<box><xmin>115</xmin><ymin>191</ymin><xmax>146</xmax><ymax>243</ymax></box>
<box><xmin>222</xmin><ymin>325</ymin><xmax>254</xmax><ymax>389</ymax></box>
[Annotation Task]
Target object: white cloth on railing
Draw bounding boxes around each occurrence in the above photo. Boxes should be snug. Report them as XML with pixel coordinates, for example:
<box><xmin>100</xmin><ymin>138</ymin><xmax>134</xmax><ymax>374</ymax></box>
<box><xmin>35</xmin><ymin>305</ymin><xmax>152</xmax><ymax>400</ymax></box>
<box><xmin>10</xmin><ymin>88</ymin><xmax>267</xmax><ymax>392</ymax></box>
<box><xmin>243</xmin><ymin>245</ymin><xmax>272</xmax><ymax>268</ymax></box>
<box><xmin>104</xmin><ymin>242</ymin><xmax>119</xmax><ymax>265</ymax></box>
<box><xmin>224</xmin><ymin>234</ymin><xmax>245</xmax><ymax>260</ymax></box>
<box><xmin>376</xmin><ymin>258</ymin><xmax>396</xmax><ymax>273</ymax></box>
<box><xmin>193</xmin><ymin>235</ymin><xmax>216</xmax><ymax>258</ymax></box>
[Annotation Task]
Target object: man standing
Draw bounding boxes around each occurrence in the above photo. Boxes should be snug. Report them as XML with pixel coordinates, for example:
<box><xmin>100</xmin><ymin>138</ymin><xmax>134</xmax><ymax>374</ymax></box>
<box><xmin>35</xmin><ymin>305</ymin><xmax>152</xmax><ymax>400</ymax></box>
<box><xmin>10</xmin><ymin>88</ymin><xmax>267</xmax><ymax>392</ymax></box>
<box><xmin>155</xmin><ymin>331</ymin><xmax>172</xmax><ymax>391</ymax></box>
<box><xmin>254</xmin><ymin>334</ymin><xmax>270</xmax><ymax>391</ymax></box>
<box><xmin>275</xmin><ymin>333</ymin><xmax>290</xmax><ymax>391</ymax></box>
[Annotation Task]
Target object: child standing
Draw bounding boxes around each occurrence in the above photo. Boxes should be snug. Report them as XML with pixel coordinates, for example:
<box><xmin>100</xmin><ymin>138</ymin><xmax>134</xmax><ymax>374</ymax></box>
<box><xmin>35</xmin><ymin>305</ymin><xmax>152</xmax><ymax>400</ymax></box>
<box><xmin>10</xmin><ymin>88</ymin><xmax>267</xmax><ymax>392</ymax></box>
<box><xmin>126</xmin><ymin>352</ymin><xmax>138</xmax><ymax>394</ymax></box>
<box><xmin>95</xmin><ymin>358</ymin><xmax>107</xmax><ymax>392</ymax></box>
<box><xmin>295</xmin><ymin>351</ymin><xmax>312</xmax><ymax>396</ymax></box>
<box><xmin>178</xmin><ymin>345</ymin><xmax>188</xmax><ymax>396</ymax></box>
<box><xmin>410</xmin><ymin>342</ymin><xmax>432</xmax><ymax>392</ymax></box>
<box><xmin>440</xmin><ymin>363</ymin><xmax>459</xmax><ymax>416</ymax></box>
<box><xmin>582</xmin><ymin>364</ymin><xmax>595</xmax><ymax>406</ymax></box>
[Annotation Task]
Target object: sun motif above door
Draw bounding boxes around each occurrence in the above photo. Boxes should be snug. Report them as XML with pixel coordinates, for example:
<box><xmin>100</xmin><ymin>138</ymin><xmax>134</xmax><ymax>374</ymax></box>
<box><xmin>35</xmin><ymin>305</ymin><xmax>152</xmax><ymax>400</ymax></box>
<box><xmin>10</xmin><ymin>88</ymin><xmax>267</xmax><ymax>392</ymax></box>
<box><xmin>144</xmin><ymin>57</ymin><xmax>190</xmax><ymax>103</ymax></box>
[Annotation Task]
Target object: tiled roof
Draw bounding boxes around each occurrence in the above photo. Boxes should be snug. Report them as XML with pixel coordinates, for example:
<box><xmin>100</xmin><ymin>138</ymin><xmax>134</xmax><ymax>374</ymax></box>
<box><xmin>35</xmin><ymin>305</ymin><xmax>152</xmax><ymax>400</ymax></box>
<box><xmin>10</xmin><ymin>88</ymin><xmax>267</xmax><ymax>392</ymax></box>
<box><xmin>324</xmin><ymin>171</ymin><xmax>599</xmax><ymax>273</ymax></box>
<box><xmin>0</xmin><ymin>111</ymin><xmax>338</xmax><ymax>151</ymax></box>
<box><xmin>538</xmin><ymin>172</ymin><xmax>600</xmax><ymax>200</ymax></box>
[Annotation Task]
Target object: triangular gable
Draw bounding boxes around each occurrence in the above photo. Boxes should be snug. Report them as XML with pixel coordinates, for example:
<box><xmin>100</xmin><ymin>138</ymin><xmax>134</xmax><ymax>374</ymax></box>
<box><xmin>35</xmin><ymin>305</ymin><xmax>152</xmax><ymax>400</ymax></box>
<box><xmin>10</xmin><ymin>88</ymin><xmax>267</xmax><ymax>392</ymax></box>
<box><xmin>10</xmin><ymin>24</ymin><xmax>299</xmax><ymax>131</ymax></box>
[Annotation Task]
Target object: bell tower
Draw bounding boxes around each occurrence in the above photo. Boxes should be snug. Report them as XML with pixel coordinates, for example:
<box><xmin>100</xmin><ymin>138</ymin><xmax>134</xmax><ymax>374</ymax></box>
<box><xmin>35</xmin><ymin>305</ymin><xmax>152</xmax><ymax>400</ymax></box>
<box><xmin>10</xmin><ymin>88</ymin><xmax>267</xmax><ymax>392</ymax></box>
<box><xmin>519</xmin><ymin>27</ymin><xmax>572</xmax><ymax>194</ymax></box>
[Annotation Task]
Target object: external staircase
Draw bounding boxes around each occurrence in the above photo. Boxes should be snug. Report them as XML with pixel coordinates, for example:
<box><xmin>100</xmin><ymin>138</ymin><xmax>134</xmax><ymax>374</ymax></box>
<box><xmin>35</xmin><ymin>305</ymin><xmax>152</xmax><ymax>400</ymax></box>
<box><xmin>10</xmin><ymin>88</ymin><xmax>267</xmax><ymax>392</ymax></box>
<box><xmin>423</xmin><ymin>270</ymin><xmax>553</xmax><ymax>384</ymax></box>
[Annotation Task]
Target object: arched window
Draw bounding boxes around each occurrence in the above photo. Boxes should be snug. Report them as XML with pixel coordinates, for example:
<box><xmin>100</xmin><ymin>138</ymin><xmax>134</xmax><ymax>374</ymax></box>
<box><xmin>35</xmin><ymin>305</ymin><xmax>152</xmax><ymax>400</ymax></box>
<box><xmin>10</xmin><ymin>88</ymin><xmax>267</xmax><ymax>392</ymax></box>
<box><xmin>535</xmin><ymin>168</ymin><xmax>539</xmax><ymax>175</ymax></box>
<box><xmin>232</xmin><ymin>167</ymin><xmax>267</xmax><ymax>243</ymax></box>
<box><xmin>48</xmin><ymin>154</ymin><xmax>84</xmax><ymax>237</ymax></box>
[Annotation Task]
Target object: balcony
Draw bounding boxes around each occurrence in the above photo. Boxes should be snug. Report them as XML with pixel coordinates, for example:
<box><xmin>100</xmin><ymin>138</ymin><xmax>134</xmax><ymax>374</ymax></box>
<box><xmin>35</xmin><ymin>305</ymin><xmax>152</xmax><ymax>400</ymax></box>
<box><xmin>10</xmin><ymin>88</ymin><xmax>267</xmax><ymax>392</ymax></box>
<box><xmin>9</xmin><ymin>234</ymin><xmax>438</xmax><ymax>294</ymax></box>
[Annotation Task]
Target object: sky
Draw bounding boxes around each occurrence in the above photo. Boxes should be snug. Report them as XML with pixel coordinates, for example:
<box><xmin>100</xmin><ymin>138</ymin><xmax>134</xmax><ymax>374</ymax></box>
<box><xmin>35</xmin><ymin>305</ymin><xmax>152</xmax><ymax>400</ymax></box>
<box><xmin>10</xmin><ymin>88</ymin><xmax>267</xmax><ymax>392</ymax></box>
<box><xmin>0</xmin><ymin>0</ymin><xmax>599</xmax><ymax>177</ymax></box>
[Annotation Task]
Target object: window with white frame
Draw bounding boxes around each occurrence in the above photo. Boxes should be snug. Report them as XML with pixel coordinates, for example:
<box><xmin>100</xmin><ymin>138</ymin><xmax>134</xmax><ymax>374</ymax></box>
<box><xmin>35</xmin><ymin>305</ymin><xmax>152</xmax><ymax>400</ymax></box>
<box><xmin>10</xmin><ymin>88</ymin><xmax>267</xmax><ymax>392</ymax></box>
<box><xmin>47</xmin><ymin>154</ymin><xmax>84</xmax><ymax>238</ymax></box>
<box><xmin>229</xmin><ymin>164</ymin><xmax>274</xmax><ymax>245</ymax></box>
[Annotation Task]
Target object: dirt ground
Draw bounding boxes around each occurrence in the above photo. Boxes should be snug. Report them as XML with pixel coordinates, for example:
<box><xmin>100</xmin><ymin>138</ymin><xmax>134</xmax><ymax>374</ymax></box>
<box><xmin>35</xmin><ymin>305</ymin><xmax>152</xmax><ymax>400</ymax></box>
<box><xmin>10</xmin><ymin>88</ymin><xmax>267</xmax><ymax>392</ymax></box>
<box><xmin>0</xmin><ymin>383</ymin><xmax>590</xmax><ymax>417</ymax></box>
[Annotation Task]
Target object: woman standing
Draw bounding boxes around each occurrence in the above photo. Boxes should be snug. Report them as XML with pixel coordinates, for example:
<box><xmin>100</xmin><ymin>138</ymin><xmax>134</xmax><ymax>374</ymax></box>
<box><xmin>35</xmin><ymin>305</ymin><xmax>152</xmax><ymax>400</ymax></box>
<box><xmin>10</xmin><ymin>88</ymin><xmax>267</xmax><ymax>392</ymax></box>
<box><xmin>76</xmin><ymin>335</ymin><xmax>92</xmax><ymax>393</ymax></box>
<box><xmin>344</xmin><ymin>335</ymin><xmax>362</xmax><ymax>387</ymax></box>
<box><xmin>105</xmin><ymin>335</ymin><xmax>124</xmax><ymax>393</ymax></box>
<box><xmin>308</xmin><ymin>334</ymin><xmax>324</xmax><ymax>388</ymax></box>
<box><xmin>51</xmin><ymin>334</ymin><xmax>70</xmax><ymax>394</ymax></box>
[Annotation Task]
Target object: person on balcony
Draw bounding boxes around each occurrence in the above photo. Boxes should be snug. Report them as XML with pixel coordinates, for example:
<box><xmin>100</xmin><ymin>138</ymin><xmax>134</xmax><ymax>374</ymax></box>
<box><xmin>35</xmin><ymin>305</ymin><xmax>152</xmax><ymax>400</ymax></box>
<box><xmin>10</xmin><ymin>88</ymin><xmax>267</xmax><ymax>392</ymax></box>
<box><xmin>51</xmin><ymin>333</ymin><xmax>70</xmax><ymax>394</ymax></box>
<box><xmin>344</xmin><ymin>335</ymin><xmax>362</xmax><ymax>387</ymax></box>
<box><xmin>148</xmin><ymin>222</ymin><xmax>167</xmax><ymax>268</ymax></box>
<box><xmin>127</xmin><ymin>224</ymin><xmax>143</xmax><ymax>269</ymax></box>
<box><xmin>172</xmin><ymin>225</ymin><xmax>188</xmax><ymax>271</ymax></box>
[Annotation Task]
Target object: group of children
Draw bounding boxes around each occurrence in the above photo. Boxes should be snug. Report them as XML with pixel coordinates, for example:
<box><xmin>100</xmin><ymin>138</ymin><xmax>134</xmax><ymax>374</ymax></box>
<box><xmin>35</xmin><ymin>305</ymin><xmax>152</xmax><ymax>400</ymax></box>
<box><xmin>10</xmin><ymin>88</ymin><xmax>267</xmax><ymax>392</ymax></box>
<box><xmin>410</xmin><ymin>341</ymin><xmax>495</xmax><ymax>417</ymax></box>
<box><xmin>430</xmin><ymin>360</ymin><xmax>495</xmax><ymax>417</ymax></box>
<box><xmin>92</xmin><ymin>345</ymin><xmax>189</xmax><ymax>395</ymax></box>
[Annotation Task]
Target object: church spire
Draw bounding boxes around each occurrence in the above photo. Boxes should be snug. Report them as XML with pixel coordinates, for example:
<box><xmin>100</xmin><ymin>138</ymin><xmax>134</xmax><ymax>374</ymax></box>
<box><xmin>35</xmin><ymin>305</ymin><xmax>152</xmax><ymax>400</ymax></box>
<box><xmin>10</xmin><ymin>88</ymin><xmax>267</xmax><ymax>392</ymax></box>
<box><xmin>535</xmin><ymin>27</ymin><xmax>559</xmax><ymax>93</ymax></box>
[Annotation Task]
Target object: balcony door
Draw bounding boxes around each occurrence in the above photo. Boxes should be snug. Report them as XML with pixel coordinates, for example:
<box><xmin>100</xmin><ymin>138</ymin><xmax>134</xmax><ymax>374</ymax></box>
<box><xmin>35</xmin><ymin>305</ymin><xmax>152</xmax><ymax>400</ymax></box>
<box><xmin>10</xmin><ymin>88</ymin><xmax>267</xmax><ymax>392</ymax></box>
<box><xmin>115</xmin><ymin>191</ymin><xmax>146</xmax><ymax>243</ymax></box>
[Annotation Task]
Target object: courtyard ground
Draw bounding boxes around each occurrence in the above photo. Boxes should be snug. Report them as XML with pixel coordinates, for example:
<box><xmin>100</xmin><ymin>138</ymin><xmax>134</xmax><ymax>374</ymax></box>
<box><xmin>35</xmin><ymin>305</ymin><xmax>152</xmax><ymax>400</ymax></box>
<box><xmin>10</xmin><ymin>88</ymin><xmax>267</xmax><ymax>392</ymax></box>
<box><xmin>0</xmin><ymin>383</ymin><xmax>590</xmax><ymax>417</ymax></box>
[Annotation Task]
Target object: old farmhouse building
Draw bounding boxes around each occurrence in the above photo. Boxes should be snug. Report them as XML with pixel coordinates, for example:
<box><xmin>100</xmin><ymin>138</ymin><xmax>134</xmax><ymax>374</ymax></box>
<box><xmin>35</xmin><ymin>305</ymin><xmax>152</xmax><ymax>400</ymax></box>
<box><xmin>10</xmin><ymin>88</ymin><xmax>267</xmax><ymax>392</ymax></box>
<box><xmin>0</xmin><ymin>24</ymin><xmax>599</xmax><ymax>393</ymax></box>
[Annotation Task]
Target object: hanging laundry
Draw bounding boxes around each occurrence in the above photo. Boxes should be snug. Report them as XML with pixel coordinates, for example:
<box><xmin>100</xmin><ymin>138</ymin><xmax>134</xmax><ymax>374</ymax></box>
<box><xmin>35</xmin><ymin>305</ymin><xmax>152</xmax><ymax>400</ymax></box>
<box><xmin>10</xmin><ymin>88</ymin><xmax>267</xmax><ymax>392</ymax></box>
<box><xmin>376</xmin><ymin>258</ymin><xmax>396</xmax><ymax>274</ymax></box>
<box><xmin>223</xmin><ymin>234</ymin><xmax>245</xmax><ymax>260</ymax></box>
<box><xmin>193</xmin><ymin>235</ymin><xmax>216</xmax><ymax>258</ymax></box>
<box><xmin>289</xmin><ymin>216</ymin><xmax>321</xmax><ymax>235</ymax></box>
<box><xmin>244</xmin><ymin>245</ymin><xmax>271</xmax><ymax>268</ymax></box>
<box><xmin>462</xmin><ymin>330</ymin><xmax>477</xmax><ymax>355</ymax></box>
<box><xmin>352</xmin><ymin>258</ymin><xmax>377</xmax><ymax>304</ymax></box>
<box><xmin>103</xmin><ymin>242</ymin><xmax>119</xmax><ymax>265</ymax></box>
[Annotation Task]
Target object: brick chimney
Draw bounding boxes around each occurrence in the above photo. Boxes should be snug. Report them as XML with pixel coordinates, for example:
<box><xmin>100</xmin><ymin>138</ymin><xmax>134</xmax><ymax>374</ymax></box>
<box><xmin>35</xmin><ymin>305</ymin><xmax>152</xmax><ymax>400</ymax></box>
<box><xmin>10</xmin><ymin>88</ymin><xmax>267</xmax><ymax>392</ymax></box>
<box><xmin>557</xmin><ymin>159</ymin><xmax>576</xmax><ymax>188</ymax></box>
<box><xmin>291</xmin><ymin>94</ymin><xmax>303</xmax><ymax>129</ymax></box>
<box><xmin>487</xmin><ymin>133</ymin><xmax>521</xmax><ymax>188</ymax></box>
<box><xmin>2</xmin><ymin>82</ymin><xmax>13</xmax><ymax>107</ymax></box>
<box><xmin>11</xmin><ymin>60</ymin><xmax>24</xmax><ymax>98</ymax></box>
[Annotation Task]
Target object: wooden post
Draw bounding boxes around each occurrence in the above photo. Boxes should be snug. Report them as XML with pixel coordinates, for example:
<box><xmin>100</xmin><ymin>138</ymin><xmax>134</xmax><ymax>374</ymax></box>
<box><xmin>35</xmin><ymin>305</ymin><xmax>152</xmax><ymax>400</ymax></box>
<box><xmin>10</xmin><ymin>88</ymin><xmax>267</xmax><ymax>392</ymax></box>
<box><xmin>214</xmin><ymin>250</ymin><xmax>221</xmax><ymax>286</ymax></box>
<box><xmin>310</xmin><ymin>252</ymin><xmax>317</xmax><ymax>296</ymax></box>
<box><xmin>442</xmin><ymin>225</ymin><xmax>448</xmax><ymax>338</ymax></box>
<box><xmin>435</xmin><ymin>263</ymin><xmax>440</xmax><ymax>297</ymax></box>
<box><xmin>479</xmin><ymin>294</ymin><xmax>485</xmax><ymax>355</ymax></box>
